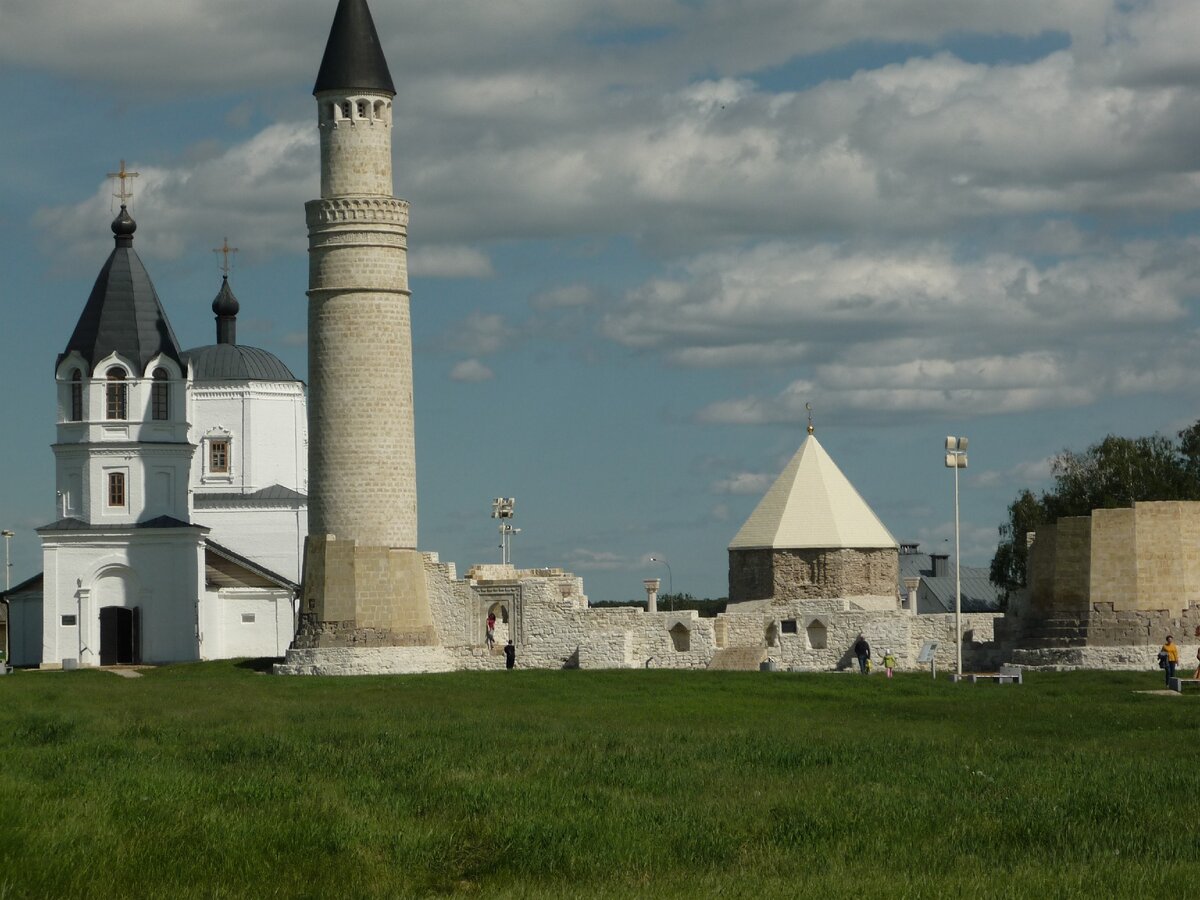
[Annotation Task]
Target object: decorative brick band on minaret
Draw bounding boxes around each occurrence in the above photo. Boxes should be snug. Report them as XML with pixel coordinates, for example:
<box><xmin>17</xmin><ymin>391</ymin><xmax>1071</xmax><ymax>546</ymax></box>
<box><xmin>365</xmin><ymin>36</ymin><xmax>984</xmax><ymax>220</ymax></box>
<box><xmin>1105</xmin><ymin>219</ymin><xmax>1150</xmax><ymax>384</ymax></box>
<box><xmin>295</xmin><ymin>0</ymin><xmax>437</xmax><ymax>650</ymax></box>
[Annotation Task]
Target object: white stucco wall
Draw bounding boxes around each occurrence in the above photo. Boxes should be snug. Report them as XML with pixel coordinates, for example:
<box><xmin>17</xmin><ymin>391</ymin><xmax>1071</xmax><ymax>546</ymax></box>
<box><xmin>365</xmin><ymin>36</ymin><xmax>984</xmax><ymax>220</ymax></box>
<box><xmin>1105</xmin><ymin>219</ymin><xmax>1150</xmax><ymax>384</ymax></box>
<box><xmin>201</xmin><ymin>587</ymin><xmax>295</xmax><ymax>659</ymax></box>
<box><xmin>39</xmin><ymin>529</ymin><xmax>207</xmax><ymax>667</ymax></box>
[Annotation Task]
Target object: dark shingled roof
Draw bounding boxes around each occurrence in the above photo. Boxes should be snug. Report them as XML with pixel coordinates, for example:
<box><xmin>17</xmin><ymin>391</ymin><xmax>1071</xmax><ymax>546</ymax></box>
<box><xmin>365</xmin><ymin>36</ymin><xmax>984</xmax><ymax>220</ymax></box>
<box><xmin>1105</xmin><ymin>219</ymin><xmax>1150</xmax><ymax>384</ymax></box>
<box><xmin>60</xmin><ymin>207</ymin><xmax>184</xmax><ymax>372</ymax></box>
<box><xmin>313</xmin><ymin>0</ymin><xmax>395</xmax><ymax>96</ymax></box>
<box><xmin>185</xmin><ymin>344</ymin><xmax>299</xmax><ymax>382</ymax></box>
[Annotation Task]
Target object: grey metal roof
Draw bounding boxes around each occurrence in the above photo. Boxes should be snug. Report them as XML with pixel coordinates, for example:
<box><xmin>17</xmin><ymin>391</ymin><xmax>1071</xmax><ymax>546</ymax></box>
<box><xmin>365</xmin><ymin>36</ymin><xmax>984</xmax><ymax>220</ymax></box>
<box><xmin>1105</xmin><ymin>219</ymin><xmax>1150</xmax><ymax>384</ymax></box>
<box><xmin>897</xmin><ymin>547</ymin><xmax>1001</xmax><ymax>614</ymax></box>
<box><xmin>0</xmin><ymin>572</ymin><xmax>43</xmax><ymax>601</ymax></box>
<box><xmin>60</xmin><ymin>207</ymin><xmax>184</xmax><ymax>372</ymax></box>
<box><xmin>185</xmin><ymin>344</ymin><xmax>299</xmax><ymax>382</ymax></box>
<box><xmin>313</xmin><ymin>0</ymin><xmax>395</xmax><ymax>96</ymax></box>
<box><xmin>916</xmin><ymin>569</ymin><xmax>1001</xmax><ymax>614</ymax></box>
<box><xmin>194</xmin><ymin>484</ymin><xmax>306</xmax><ymax>506</ymax></box>
<box><xmin>36</xmin><ymin>516</ymin><xmax>205</xmax><ymax>533</ymax></box>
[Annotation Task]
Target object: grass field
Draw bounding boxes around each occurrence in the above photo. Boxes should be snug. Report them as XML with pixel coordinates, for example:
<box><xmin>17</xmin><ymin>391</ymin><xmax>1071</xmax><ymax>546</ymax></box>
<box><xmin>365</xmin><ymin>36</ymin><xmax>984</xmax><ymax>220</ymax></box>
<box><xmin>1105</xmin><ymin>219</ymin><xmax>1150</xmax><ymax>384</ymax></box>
<box><xmin>0</xmin><ymin>663</ymin><xmax>1196</xmax><ymax>898</ymax></box>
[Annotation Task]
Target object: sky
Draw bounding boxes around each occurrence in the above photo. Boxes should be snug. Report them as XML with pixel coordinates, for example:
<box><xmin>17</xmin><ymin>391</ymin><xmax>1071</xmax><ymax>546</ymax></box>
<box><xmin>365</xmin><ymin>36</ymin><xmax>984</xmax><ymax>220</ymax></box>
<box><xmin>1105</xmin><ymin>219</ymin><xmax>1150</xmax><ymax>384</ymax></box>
<box><xmin>2</xmin><ymin>0</ymin><xmax>1200</xmax><ymax>602</ymax></box>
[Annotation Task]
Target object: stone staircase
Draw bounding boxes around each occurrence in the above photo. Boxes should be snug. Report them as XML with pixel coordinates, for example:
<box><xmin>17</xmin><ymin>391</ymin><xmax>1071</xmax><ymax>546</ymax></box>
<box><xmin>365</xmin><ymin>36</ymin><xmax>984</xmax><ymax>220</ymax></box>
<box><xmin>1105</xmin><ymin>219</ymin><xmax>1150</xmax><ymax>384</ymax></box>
<box><xmin>707</xmin><ymin>645</ymin><xmax>767</xmax><ymax>671</ymax></box>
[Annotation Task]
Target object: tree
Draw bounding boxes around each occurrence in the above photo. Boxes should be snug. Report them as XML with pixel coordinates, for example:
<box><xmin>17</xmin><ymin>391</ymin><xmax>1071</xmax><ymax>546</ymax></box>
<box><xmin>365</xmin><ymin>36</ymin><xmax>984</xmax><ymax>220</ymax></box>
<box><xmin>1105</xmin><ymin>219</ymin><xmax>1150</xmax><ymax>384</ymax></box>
<box><xmin>990</xmin><ymin>422</ymin><xmax>1200</xmax><ymax>598</ymax></box>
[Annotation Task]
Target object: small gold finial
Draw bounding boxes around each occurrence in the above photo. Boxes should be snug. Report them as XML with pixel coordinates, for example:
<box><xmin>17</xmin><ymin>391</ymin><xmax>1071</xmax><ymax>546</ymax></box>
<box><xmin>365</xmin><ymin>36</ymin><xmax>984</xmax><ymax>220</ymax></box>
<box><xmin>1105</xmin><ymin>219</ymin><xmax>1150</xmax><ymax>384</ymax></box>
<box><xmin>106</xmin><ymin>160</ymin><xmax>140</xmax><ymax>206</ymax></box>
<box><xmin>806</xmin><ymin>402</ymin><xmax>814</xmax><ymax>435</ymax></box>
<box><xmin>213</xmin><ymin>237</ymin><xmax>239</xmax><ymax>277</ymax></box>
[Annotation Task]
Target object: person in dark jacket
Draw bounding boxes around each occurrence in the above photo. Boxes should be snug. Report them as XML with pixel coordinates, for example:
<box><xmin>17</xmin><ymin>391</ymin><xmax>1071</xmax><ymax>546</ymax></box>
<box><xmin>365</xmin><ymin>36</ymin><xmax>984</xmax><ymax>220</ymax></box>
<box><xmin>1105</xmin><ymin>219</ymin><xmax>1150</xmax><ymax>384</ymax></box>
<box><xmin>853</xmin><ymin>634</ymin><xmax>871</xmax><ymax>674</ymax></box>
<box><xmin>504</xmin><ymin>640</ymin><xmax>516</xmax><ymax>670</ymax></box>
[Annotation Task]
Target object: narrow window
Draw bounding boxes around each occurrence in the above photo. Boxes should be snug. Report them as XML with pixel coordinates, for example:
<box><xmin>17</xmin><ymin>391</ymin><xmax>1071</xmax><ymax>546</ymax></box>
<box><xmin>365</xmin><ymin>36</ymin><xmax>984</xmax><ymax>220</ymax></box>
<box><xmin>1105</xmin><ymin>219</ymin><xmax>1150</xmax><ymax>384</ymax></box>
<box><xmin>108</xmin><ymin>472</ymin><xmax>126</xmax><ymax>507</ymax></box>
<box><xmin>151</xmin><ymin>368</ymin><xmax>169</xmax><ymax>420</ymax></box>
<box><xmin>210</xmin><ymin>439</ymin><xmax>230</xmax><ymax>474</ymax></box>
<box><xmin>105</xmin><ymin>368</ymin><xmax>127</xmax><ymax>420</ymax></box>
<box><xmin>356</xmin><ymin>100</ymin><xmax>367</xmax><ymax>118</ymax></box>
<box><xmin>70</xmin><ymin>369</ymin><xmax>83</xmax><ymax>421</ymax></box>
<box><xmin>341</xmin><ymin>101</ymin><xmax>351</xmax><ymax>119</ymax></box>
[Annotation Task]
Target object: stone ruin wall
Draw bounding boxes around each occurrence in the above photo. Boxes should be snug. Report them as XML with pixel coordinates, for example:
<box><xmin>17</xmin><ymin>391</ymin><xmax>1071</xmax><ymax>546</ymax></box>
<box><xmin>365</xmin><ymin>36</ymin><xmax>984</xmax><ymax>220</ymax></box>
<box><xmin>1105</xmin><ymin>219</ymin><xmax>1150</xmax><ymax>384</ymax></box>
<box><xmin>421</xmin><ymin>559</ymin><xmax>996</xmax><ymax>674</ymax></box>
<box><xmin>999</xmin><ymin>501</ymin><xmax>1200</xmax><ymax>668</ymax></box>
<box><xmin>283</xmin><ymin>555</ymin><xmax>1001</xmax><ymax>675</ymax></box>
<box><xmin>729</xmin><ymin>547</ymin><xmax>899</xmax><ymax>604</ymax></box>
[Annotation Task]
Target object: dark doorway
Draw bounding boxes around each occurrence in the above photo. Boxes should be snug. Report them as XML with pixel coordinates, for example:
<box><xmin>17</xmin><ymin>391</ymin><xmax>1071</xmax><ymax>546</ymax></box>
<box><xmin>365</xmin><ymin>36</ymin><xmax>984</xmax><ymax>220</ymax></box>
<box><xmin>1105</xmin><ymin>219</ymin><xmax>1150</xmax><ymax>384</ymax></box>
<box><xmin>99</xmin><ymin>606</ymin><xmax>139</xmax><ymax>665</ymax></box>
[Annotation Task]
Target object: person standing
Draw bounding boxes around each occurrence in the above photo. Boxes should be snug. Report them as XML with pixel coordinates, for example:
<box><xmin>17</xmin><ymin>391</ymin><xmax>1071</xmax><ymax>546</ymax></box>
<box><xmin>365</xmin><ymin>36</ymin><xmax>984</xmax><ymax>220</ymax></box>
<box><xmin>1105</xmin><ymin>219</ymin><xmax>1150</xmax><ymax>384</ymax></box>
<box><xmin>853</xmin><ymin>634</ymin><xmax>871</xmax><ymax>674</ymax></box>
<box><xmin>1160</xmin><ymin>635</ymin><xmax>1179</xmax><ymax>688</ymax></box>
<box><xmin>486</xmin><ymin>612</ymin><xmax>496</xmax><ymax>650</ymax></box>
<box><xmin>504</xmin><ymin>640</ymin><xmax>516</xmax><ymax>670</ymax></box>
<box><xmin>1194</xmin><ymin>644</ymin><xmax>1200</xmax><ymax>681</ymax></box>
<box><xmin>883</xmin><ymin>648</ymin><xmax>896</xmax><ymax>679</ymax></box>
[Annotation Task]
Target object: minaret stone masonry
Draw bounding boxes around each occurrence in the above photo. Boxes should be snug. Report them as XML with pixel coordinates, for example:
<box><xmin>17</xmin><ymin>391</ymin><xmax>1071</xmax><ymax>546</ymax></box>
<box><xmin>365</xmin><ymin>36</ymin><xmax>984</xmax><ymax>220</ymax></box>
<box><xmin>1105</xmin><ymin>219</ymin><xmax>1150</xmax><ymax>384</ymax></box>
<box><xmin>296</xmin><ymin>0</ymin><xmax>437</xmax><ymax>650</ymax></box>
<box><xmin>306</xmin><ymin>89</ymin><xmax>416</xmax><ymax>550</ymax></box>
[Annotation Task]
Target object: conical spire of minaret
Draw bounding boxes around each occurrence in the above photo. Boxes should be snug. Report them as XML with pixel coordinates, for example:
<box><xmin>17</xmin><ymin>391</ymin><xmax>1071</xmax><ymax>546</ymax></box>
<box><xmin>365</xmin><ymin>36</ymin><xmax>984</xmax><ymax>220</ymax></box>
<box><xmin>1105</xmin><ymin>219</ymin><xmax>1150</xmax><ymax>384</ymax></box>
<box><xmin>313</xmin><ymin>0</ymin><xmax>395</xmax><ymax>96</ymax></box>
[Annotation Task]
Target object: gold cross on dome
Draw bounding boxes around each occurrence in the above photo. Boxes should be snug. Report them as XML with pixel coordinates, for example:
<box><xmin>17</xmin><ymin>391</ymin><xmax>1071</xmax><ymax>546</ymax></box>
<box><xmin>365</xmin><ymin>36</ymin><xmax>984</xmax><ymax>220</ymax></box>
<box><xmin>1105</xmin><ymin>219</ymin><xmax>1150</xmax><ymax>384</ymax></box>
<box><xmin>213</xmin><ymin>237</ymin><xmax>239</xmax><ymax>277</ymax></box>
<box><xmin>106</xmin><ymin>160</ymin><xmax>140</xmax><ymax>205</ymax></box>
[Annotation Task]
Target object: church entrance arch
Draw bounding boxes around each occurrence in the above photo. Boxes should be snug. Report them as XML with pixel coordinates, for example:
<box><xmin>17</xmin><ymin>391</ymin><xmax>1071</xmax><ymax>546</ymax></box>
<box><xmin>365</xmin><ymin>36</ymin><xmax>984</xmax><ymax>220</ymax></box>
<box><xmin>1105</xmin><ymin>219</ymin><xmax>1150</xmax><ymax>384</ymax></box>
<box><xmin>93</xmin><ymin>567</ymin><xmax>141</xmax><ymax>666</ymax></box>
<box><xmin>99</xmin><ymin>606</ymin><xmax>139</xmax><ymax>665</ymax></box>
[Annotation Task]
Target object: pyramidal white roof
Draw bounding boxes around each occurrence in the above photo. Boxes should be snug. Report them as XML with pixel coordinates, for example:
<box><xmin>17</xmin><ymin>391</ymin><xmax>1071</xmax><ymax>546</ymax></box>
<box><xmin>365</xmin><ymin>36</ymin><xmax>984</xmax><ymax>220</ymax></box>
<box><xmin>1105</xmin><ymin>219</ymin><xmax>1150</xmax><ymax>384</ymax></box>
<box><xmin>729</xmin><ymin>433</ymin><xmax>897</xmax><ymax>550</ymax></box>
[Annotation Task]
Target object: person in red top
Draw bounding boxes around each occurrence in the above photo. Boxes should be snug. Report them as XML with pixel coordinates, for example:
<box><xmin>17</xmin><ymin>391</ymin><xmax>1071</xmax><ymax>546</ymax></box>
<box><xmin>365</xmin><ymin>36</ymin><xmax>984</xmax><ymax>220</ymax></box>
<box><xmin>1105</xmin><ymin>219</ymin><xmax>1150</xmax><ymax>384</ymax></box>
<box><xmin>486</xmin><ymin>612</ymin><xmax>497</xmax><ymax>650</ymax></box>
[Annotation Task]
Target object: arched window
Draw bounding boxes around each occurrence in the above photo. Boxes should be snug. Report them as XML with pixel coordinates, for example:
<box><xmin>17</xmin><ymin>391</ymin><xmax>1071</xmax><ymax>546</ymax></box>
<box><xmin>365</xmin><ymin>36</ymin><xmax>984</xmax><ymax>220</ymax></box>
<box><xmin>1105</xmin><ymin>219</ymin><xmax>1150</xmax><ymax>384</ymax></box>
<box><xmin>151</xmin><ymin>368</ymin><xmax>169</xmax><ymax>421</ymax></box>
<box><xmin>669</xmin><ymin>623</ymin><xmax>691</xmax><ymax>652</ymax></box>
<box><xmin>69</xmin><ymin>369</ymin><xmax>83</xmax><ymax>421</ymax></box>
<box><xmin>341</xmin><ymin>101</ymin><xmax>351</xmax><ymax>119</ymax></box>
<box><xmin>373</xmin><ymin>99</ymin><xmax>385</xmax><ymax>120</ymax></box>
<box><xmin>105</xmin><ymin>368</ymin><xmax>127</xmax><ymax>420</ymax></box>
<box><xmin>806</xmin><ymin>620</ymin><xmax>828</xmax><ymax>650</ymax></box>
<box><xmin>356</xmin><ymin>100</ymin><xmax>367</xmax><ymax>119</ymax></box>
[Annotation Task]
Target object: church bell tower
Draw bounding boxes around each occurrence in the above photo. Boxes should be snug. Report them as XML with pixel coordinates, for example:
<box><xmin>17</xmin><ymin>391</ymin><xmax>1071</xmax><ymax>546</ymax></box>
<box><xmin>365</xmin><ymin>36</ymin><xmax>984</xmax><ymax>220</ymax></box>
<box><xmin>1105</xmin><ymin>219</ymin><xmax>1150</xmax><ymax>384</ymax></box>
<box><xmin>296</xmin><ymin>0</ymin><xmax>437</xmax><ymax>648</ymax></box>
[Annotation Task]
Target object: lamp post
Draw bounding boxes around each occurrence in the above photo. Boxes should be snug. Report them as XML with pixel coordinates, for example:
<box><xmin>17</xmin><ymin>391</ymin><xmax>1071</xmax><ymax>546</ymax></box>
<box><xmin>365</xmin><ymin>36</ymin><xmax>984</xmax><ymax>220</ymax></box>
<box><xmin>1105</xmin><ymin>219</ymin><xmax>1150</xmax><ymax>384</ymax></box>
<box><xmin>491</xmin><ymin>497</ymin><xmax>518</xmax><ymax>566</ymax></box>
<box><xmin>944</xmin><ymin>437</ymin><xmax>968</xmax><ymax>677</ymax></box>
<box><xmin>649</xmin><ymin>556</ymin><xmax>673</xmax><ymax>611</ymax></box>
<box><xmin>2</xmin><ymin>530</ymin><xmax>13</xmax><ymax>670</ymax></box>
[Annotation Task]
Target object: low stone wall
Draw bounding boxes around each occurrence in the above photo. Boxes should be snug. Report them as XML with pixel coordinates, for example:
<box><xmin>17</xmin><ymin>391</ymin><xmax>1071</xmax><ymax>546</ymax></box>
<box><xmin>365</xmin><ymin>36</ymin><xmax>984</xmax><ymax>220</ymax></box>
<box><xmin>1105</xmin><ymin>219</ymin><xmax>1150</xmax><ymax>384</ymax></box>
<box><xmin>279</xmin><ymin>557</ymin><xmax>1000</xmax><ymax>675</ymax></box>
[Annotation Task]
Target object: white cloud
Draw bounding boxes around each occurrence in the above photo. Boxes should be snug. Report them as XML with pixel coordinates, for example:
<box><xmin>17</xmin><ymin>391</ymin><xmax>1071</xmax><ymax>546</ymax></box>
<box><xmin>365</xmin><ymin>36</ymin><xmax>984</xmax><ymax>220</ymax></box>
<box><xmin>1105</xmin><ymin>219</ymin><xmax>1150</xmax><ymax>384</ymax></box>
<box><xmin>974</xmin><ymin>458</ymin><xmax>1054</xmax><ymax>489</ymax></box>
<box><xmin>33</xmin><ymin>123</ymin><xmax>315</xmax><ymax>269</ymax></box>
<box><xmin>711</xmin><ymin>472</ymin><xmax>773</xmax><ymax>495</ymax></box>
<box><xmin>442</xmin><ymin>313</ymin><xmax>517</xmax><ymax>357</ymax></box>
<box><xmin>410</xmin><ymin>245</ymin><xmax>494</xmax><ymax>278</ymax></box>
<box><xmin>563</xmin><ymin>548</ymin><xmax>629</xmax><ymax>571</ymax></box>
<box><xmin>449</xmin><ymin>359</ymin><xmax>495</xmax><ymax>383</ymax></box>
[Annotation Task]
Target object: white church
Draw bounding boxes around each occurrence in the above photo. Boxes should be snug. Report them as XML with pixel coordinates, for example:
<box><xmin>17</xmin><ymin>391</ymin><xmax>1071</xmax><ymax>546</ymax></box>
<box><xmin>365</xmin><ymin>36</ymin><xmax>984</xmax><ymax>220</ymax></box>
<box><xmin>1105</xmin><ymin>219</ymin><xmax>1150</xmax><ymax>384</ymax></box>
<box><xmin>4</xmin><ymin>205</ymin><xmax>307</xmax><ymax>667</ymax></box>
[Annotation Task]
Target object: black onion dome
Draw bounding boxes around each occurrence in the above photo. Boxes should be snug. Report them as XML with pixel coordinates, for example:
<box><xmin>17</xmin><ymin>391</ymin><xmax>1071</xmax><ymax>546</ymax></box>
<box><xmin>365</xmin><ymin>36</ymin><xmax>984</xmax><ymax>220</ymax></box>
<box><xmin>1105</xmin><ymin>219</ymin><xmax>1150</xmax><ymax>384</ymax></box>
<box><xmin>59</xmin><ymin>207</ymin><xmax>184</xmax><ymax>371</ymax></box>
<box><xmin>185</xmin><ymin>344</ymin><xmax>299</xmax><ymax>382</ymax></box>
<box><xmin>211</xmin><ymin>276</ymin><xmax>240</xmax><ymax>317</ymax></box>
<box><xmin>112</xmin><ymin>205</ymin><xmax>136</xmax><ymax>241</ymax></box>
<box><xmin>313</xmin><ymin>0</ymin><xmax>395</xmax><ymax>96</ymax></box>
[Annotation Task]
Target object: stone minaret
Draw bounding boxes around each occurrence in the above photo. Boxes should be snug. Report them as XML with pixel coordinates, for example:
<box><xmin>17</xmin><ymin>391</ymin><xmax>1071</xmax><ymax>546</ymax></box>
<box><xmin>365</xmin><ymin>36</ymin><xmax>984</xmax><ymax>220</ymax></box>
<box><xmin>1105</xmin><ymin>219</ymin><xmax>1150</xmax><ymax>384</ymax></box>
<box><xmin>297</xmin><ymin>0</ymin><xmax>437</xmax><ymax>648</ymax></box>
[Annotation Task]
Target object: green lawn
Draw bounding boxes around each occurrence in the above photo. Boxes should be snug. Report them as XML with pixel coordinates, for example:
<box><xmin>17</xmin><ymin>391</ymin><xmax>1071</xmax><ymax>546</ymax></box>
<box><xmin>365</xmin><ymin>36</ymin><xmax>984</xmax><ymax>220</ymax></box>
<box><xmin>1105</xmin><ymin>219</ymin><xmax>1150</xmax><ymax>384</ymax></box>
<box><xmin>0</xmin><ymin>663</ymin><xmax>1195</xmax><ymax>898</ymax></box>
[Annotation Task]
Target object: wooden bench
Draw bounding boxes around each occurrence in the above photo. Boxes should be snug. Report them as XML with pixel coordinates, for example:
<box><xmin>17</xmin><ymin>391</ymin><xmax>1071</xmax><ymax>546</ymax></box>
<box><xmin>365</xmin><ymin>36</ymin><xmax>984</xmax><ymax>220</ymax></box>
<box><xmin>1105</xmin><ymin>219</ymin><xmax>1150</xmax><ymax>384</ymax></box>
<box><xmin>1169</xmin><ymin>677</ymin><xmax>1200</xmax><ymax>693</ymax></box>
